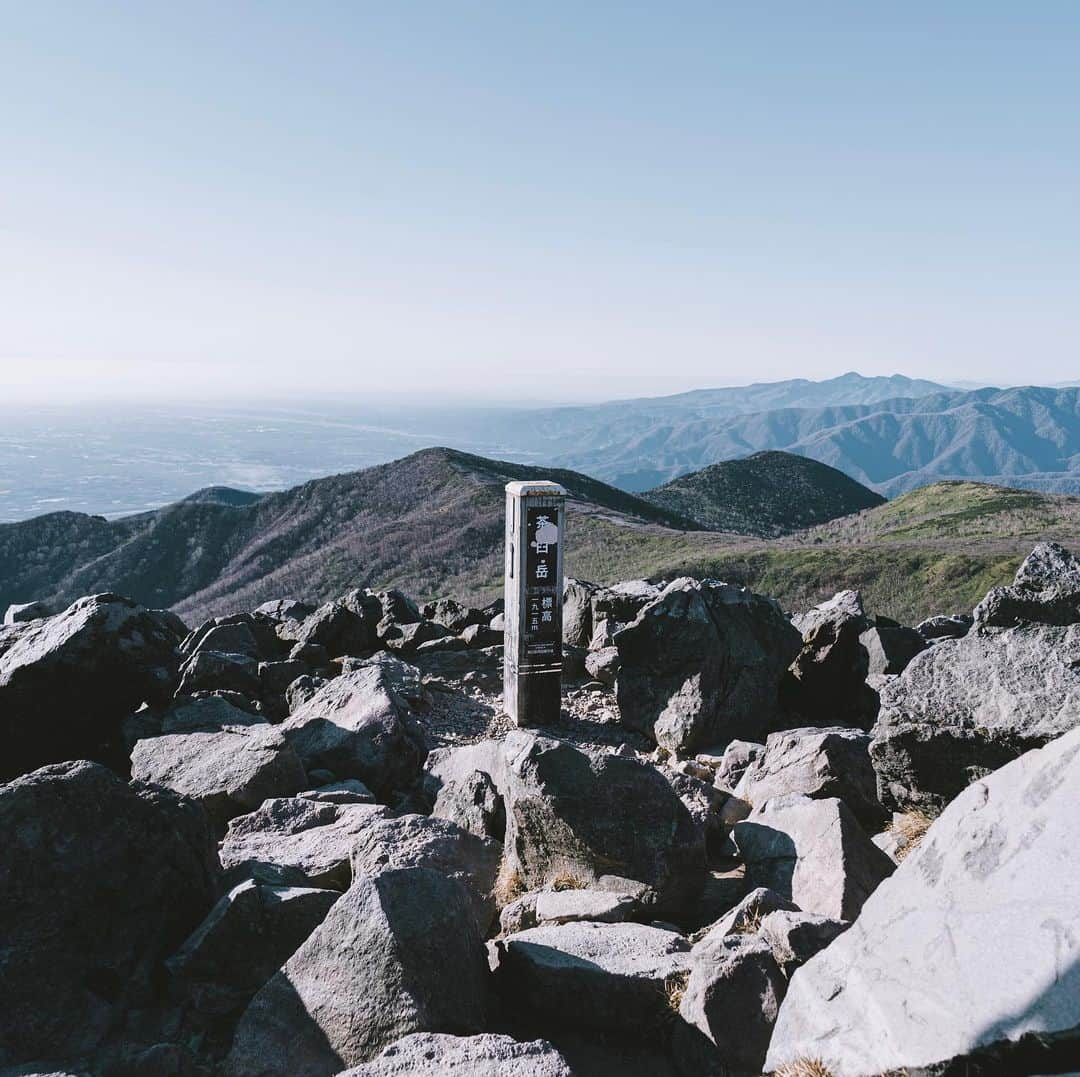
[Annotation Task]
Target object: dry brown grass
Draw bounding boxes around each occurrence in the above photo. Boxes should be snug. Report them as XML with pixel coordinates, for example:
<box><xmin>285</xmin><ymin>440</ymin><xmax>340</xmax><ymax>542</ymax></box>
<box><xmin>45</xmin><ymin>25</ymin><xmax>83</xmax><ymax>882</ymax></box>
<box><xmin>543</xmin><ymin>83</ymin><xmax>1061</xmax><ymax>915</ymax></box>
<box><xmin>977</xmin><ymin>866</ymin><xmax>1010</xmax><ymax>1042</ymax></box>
<box><xmin>549</xmin><ymin>870</ymin><xmax>590</xmax><ymax>892</ymax></box>
<box><xmin>493</xmin><ymin>858</ymin><xmax>525</xmax><ymax>908</ymax></box>
<box><xmin>773</xmin><ymin>1059</ymin><xmax>835</xmax><ymax>1077</ymax></box>
<box><xmin>733</xmin><ymin>907</ymin><xmax>766</xmax><ymax>935</ymax></box>
<box><xmin>888</xmin><ymin>809</ymin><xmax>936</xmax><ymax>861</ymax></box>
<box><xmin>662</xmin><ymin>969</ymin><xmax>691</xmax><ymax>1015</ymax></box>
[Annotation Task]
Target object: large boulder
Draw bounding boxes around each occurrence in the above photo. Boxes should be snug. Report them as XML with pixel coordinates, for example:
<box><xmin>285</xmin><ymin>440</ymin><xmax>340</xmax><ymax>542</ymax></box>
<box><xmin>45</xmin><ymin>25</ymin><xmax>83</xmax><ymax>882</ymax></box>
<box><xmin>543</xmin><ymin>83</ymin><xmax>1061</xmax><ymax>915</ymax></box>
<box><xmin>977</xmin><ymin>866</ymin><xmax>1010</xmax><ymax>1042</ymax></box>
<box><xmin>177</xmin><ymin>650</ymin><xmax>261</xmax><ymax>699</ymax></box>
<box><xmin>766</xmin><ymin>726</ymin><xmax>1080</xmax><ymax>1076</ymax></box>
<box><xmin>281</xmin><ymin>654</ymin><xmax>426</xmax><ymax>799</ymax></box>
<box><xmin>130</xmin><ymin>725</ymin><xmax>307</xmax><ymax>830</ymax></box>
<box><xmin>124</xmin><ymin>694</ymin><xmax>266</xmax><ymax>748</ymax></box>
<box><xmin>591</xmin><ymin>579</ymin><xmax>661</xmax><ymax>627</ymax></box>
<box><xmin>734</xmin><ymin>794</ymin><xmax>894</xmax><ymax>920</ymax></box>
<box><xmin>0</xmin><ymin>761</ymin><xmax>219</xmax><ymax>1065</ymax></box>
<box><xmin>0</xmin><ymin>594</ymin><xmax>182</xmax><ymax>779</ymax></box>
<box><xmin>613</xmin><ymin>578</ymin><xmax>801</xmax><ymax>754</ymax></box>
<box><xmin>674</xmin><ymin>933</ymin><xmax>787</xmax><ymax>1076</ymax></box>
<box><xmin>502</xmin><ymin>733</ymin><xmax>705</xmax><ymax>916</ymax></box>
<box><xmin>347</xmin><ymin>813</ymin><xmax>502</xmax><ymax>933</ymax></box>
<box><xmin>430</xmin><ymin>768</ymin><xmax>505</xmax><ymax>841</ymax></box>
<box><xmin>336</xmin><ymin>1034</ymin><xmax>573</xmax><ymax>1076</ymax></box>
<box><xmin>757</xmin><ymin>909</ymin><xmax>847</xmax><ymax>978</ymax></box>
<box><xmin>491</xmin><ymin>921</ymin><xmax>691</xmax><ymax>1036</ymax></box>
<box><xmin>561</xmin><ymin>578</ymin><xmax>598</xmax><ymax>648</ymax></box>
<box><xmin>859</xmin><ymin>623</ymin><xmax>926</xmax><ymax>676</ymax></box>
<box><xmin>221</xmin><ymin>798</ymin><xmax>392</xmax><ymax>889</ymax></box>
<box><xmin>286</xmin><ymin>591</ymin><xmax>382</xmax><ymax>658</ymax></box>
<box><xmin>784</xmin><ymin>590</ymin><xmax>878</xmax><ymax>727</ymax></box>
<box><xmin>974</xmin><ymin>540</ymin><xmax>1080</xmax><ymax>628</ymax></box>
<box><xmin>420</xmin><ymin>598</ymin><xmax>487</xmax><ymax>634</ymax></box>
<box><xmin>225</xmin><ymin>868</ymin><xmax>488</xmax><ymax>1076</ymax></box>
<box><xmin>916</xmin><ymin>612</ymin><xmax>972</xmax><ymax>641</ymax></box>
<box><xmin>733</xmin><ymin>726</ymin><xmax>884</xmax><ymax>829</ymax></box>
<box><xmin>871</xmin><ymin>622</ymin><xmax>1080</xmax><ymax>812</ymax></box>
<box><xmin>167</xmin><ymin>879</ymin><xmax>339</xmax><ymax>1015</ymax></box>
<box><xmin>3</xmin><ymin>599</ymin><xmax>54</xmax><ymax>624</ymax></box>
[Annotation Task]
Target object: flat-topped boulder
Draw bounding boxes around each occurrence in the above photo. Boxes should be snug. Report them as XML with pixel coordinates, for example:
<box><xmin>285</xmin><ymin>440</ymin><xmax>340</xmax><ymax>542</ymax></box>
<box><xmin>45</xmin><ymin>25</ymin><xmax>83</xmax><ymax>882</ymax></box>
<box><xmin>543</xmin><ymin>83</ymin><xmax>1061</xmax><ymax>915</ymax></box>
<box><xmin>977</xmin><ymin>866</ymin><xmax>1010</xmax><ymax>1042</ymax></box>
<box><xmin>335</xmin><ymin>1034</ymin><xmax>573</xmax><ymax>1076</ymax></box>
<box><xmin>872</xmin><ymin>622</ymin><xmax>1080</xmax><ymax>811</ymax></box>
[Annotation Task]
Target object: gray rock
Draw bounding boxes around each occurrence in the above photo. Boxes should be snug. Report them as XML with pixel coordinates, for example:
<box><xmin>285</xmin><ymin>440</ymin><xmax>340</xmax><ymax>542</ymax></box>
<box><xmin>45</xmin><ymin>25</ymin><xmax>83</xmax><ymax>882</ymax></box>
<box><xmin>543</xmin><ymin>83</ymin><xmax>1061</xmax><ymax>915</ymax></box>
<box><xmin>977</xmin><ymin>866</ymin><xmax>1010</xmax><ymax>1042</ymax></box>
<box><xmin>534</xmin><ymin>888</ymin><xmax>639</xmax><ymax>925</ymax></box>
<box><xmin>0</xmin><ymin>594</ymin><xmax>183</xmax><ymax>779</ymax></box>
<box><xmin>191</xmin><ymin>622</ymin><xmax>264</xmax><ymax>660</ymax></box>
<box><xmin>225</xmin><ymin>869</ymin><xmax>488</xmax><ymax>1075</ymax></box>
<box><xmin>166</xmin><ymin>879</ymin><xmax>339</xmax><ymax>1015</ymax></box>
<box><xmin>131</xmin><ymin>725</ymin><xmax>307</xmax><ymax>830</ymax></box>
<box><xmin>298</xmin><ymin>779</ymin><xmax>375</xmax><ymax>804</ymax></box>
<box><xmin>784</xmin><ymin>589</ymin><xmax>878</xmax><ymax>727</ymax></box>
<box><xmin>757</xmin><ymin>909</ymin><xmax>847</xmax><ymax>977</ymax></box>
<box><xmin>255</xmin><ymin>599</ymin><xmax>315</xmax><ymax>622</ymax></box>
<box><xmin>335</xmin><ymin>1033</ymin><xmax>572</xmax><ymax>1076</ymax></box>
<box><xmin>347</xmin><ymin>812</ymin><xmax>502</xmax><ymax>933</ymax></box>
<box><xmin>0</xmin><ymin>761</ymin><xmax>219</xmax><ymax>1064</ymax></box>
<box><xmin>123</xmin><ymin>694</ymin><xmax>267</xmax><ymax>747</ymax></box>
<box><xmin>674</xmin><ymin>933</ymin><xmax>787</xmax><ymax>1077</ymax></box>
<box><xmin>281</xmin><ymin>654</ymin><xmax>426</xmax><ymax>799</ymax></box>
<box><xmin>376</xmin><ymin>589</ymin><xmax>422</xmax><ymax>637</ymax></box>
<box><xmin>710</xmin><ymin>739</ymin><xmax>764</xmax><ymax>793</ymax></box>
<box><xmin>916</xmin><ymin>613</ymin><xmax>973</xmax><ymax>641</ymax></box>
<box><xmin>502</xmin><ymin>732</ymin><xmax>705</xmax><ymax>917</ymax></box>
<box><xmin>871</xmin><ymin>623</ymin><xmax>1080</xmax><ymax>812</ymax></box>
<box><xmin>499</xmin><ymin>891</ymin><xmax>540</xmax><ymax>935</ymax></box>
<box><xmin>562</xmin><ymin>578</ymin><xmax>598</xmax><ymax>647</ymax></box>
<box><xmin>177</xmin><ymin>650</ymin><xmax>261</xmax><ymax>699</ymax></box>
<box><xmin>491</xmin><ymin>921</ymin><xmax>691</xmax><ymax>1035</ymax></box>
<box><xmin>592</xmin><ymin>579</ymin><xmax>661</xmax><ymax>627</ymax></box>
<box><xmin>584</xmin><ymin>645</ymin><xmax>620</xmax><ymax>686</ymax></box>
<box><xmin>859</xmin><ymin>624</ymin><xmax>926</xmax><ymax>676</ymax></box>
<box><xmin>766</xmin><ymin>726</ymin><xmax>1080</xmax><ymax>1076</ymax></box>
<box><xmin>734</xmin><ymin>726</ymin><xmax>884</xmax><ymax>828</ymax></box>
<box><xmin>285</xmin><ymin>675</ymin><xmax>328</xmax><ymax>711</ymax></box>
<box><xmin>460</xmin><ymin>623</ymin><xmax>502</xmax><ymax>648</ymax></box>
<box><xmin>382</xmin><ymin>620</ymin><xmax>450</xmax><ymax>654</ymax></box>
<box><xmin>420</xmin><ymin>598</ymin><xmax>486</xmax><ymax>633</ymax></box>
<box><xmin>259</xmin><ymin>659</ymin><xmax>310</xmax><ymax>697</ymax></box>
<box><xmin>974</xmin><ymin>540</ymin><xmax>1080</xmax><ymax>628</ymax></box>
<box><xmin>289</xmin><ymin>592</ymin><xmax>381</xmax><ymax>658</ymax></box>
<box><xmin>613</xmin><ymin>577</ymin><xmax>801</xmax><ymax>753</ymax></box>
<box><xmin>3</xmin><ymin>600</ymin><xmax>53</xmax><ymax>624</ymax></box>
<box><xmin>221</xmin><ymin>798</ymin><xmax>391</xmax><ymax>889</ymax></box>
<box><xmin>696</xmin><ymin>886</ymin><xmax>797</xmax><ymax>942</ymax></box>
<box><xmin>734</xmin><ymin>794</ymin><xmax>894</xmax><ymax>920</ymax></box>
<box><xmin>431</xmin><ymin>768</ymin><xmax>505</xmax><ymax>841</ymax></box>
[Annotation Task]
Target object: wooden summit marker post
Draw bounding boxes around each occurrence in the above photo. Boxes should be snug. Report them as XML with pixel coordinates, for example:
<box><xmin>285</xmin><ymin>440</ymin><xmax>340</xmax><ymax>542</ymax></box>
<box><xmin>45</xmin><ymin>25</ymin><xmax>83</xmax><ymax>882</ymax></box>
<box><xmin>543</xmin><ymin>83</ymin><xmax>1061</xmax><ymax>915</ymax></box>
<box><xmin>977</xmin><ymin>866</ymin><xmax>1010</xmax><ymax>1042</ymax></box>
<box><xmin>504</xmin><ymin>480</ymin><xmax>567</xmax><ymax>727</ymax></box>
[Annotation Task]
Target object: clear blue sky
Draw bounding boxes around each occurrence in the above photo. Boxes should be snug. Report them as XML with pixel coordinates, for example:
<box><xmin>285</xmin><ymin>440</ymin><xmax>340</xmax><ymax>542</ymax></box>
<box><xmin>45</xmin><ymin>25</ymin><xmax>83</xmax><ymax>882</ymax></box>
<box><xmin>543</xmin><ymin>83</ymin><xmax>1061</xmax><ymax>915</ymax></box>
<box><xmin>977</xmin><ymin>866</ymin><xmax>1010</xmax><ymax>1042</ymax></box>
<box><xmin>2</xmin><ymin>2</ymin><xmax>1078</xmax><ymax>402</ymax></box>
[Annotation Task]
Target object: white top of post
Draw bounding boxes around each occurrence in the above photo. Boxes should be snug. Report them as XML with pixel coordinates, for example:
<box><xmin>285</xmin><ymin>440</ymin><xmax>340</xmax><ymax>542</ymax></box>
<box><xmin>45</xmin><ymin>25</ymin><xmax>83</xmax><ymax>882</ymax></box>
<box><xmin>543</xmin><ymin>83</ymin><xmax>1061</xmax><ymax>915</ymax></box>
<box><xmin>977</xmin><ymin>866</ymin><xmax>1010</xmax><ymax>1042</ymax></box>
<box><xmin>505</xmin><ymin>480</ymin><xmax>568</xmax><ymax>497</ymax></box>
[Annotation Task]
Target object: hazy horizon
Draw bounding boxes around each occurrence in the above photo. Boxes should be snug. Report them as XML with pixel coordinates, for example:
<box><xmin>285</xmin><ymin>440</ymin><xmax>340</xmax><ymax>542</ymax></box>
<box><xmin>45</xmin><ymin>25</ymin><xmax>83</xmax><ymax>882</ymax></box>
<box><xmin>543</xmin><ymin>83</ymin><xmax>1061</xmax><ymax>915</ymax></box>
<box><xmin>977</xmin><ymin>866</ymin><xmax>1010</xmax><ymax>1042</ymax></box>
<box><xmin>4</xmin><ymin>4</ymin><xmax>1080</xmax><ymax>403</ymax></box>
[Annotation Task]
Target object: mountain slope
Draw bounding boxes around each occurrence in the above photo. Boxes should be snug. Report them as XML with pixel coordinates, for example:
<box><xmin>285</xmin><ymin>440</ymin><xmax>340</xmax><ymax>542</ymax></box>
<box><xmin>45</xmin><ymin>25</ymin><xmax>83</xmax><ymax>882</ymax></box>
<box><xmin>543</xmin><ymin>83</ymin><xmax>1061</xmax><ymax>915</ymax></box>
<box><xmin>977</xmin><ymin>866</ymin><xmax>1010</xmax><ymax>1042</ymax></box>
<box><xmin>0</xmin><ymin>448</ymin><xmax>695</xmax><ymax>621</ymax></box>
<box><xmin>642</xmin><ymin>451</ymin><xmax>885</xmax><ymax>535</ymax></box>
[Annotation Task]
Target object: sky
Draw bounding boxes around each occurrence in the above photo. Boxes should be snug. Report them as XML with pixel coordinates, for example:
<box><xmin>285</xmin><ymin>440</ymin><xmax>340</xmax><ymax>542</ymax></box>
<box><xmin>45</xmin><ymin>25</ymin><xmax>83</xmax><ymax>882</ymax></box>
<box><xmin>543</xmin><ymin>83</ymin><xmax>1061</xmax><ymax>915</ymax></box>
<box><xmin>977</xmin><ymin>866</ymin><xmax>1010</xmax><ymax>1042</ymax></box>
<box><xmin>1</xmin><ymin>2</ymin><xmax>1078</xmax><ymax>404</ymax></box>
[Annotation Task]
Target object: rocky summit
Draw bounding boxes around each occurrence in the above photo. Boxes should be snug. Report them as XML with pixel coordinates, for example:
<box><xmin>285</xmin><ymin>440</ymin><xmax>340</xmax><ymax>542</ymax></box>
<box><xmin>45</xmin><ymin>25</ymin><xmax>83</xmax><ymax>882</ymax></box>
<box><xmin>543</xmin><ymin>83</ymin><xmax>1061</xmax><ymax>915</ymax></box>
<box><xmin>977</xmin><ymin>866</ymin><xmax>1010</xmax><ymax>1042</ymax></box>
<box><xmin>1</xmin><ymin>540</ymin><xmax>1079</xmax><ymax>1075</ymax></box>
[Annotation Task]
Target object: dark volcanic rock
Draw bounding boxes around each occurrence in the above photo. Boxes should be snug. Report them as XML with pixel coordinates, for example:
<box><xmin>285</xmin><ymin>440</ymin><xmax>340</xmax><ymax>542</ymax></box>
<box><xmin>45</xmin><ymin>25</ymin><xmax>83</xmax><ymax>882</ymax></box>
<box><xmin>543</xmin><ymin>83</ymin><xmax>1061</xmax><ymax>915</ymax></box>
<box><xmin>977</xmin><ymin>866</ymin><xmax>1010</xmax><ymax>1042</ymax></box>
<box><xmin>613</xmin><ymin>577</ymin><xmax>801</xmax><ymax>754</ymax></box>
<box><xmin>167</xmin><ymin>879</ymin><xmax>338</xmax><ymax>1016</ymax></box>
<box><xmin>871</xmin><ymin>622</ymin><xmax>1080</xmax><ymax>812</ymax></box>
<box><xmin>225</xmin><ymin>868</ymin><xmax>488</xmax><ymax>1076</ymax></box>
<box><xmin>130</xmin><ymin>725</ymin><xmax>307</xmax><ymax>831</ymax></box>
<box><xmin>502</xmin><ymin>733</ymin><xmax>705</xmax><ymax>917</ymax></box>
<box><xmin>561</xmin><ymin>578</ymin><xmax>598</xmax><ymax>647</ymax></box>
<box><xmin>336</xmin><ymin>1033</ymin><xmax>573</xmax><ymax>1076</ymax></box>
<box><xmin>492</xmin><ymin>921</ymin><xmax>690</xmax><ymax>1036</ymax></box>
<box><xmin>0</xmin><ymin>594</ymin><xmax>183</xmax><ymax>779</ymax></box>
<box><xmin>177</xmin><ymin>650</ymin><xmax>261</xmax><ymax>700</ymax></box>
<box><xmin>974</xmin><ymin>540</ymin><xmax>1080</xmax><ymax>628</ymax></box>
<box><xmin>0</xmin><ymin>760</ymin><xmax>219</xmax><ymax>1066</ymax></box>
<box><xmin>784</xmin><ymin>590</ymin><xmax>878</xmax><ymax>728</ymax></box>
<box><xmin>281</xmin><ymin>654</ymin><xmax>426</xmax><ymax>799</ymax></box>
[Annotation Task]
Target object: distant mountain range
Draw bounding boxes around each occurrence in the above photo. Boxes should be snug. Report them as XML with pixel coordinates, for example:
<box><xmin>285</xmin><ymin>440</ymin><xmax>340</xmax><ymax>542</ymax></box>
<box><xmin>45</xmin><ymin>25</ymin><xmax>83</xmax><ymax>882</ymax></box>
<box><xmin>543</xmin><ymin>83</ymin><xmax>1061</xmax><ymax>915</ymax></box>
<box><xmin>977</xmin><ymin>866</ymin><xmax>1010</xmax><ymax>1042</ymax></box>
<box><xmin>4</xmin><ymin>374</ymin><xmax>1080</xmax><ymax>524</ymax></box>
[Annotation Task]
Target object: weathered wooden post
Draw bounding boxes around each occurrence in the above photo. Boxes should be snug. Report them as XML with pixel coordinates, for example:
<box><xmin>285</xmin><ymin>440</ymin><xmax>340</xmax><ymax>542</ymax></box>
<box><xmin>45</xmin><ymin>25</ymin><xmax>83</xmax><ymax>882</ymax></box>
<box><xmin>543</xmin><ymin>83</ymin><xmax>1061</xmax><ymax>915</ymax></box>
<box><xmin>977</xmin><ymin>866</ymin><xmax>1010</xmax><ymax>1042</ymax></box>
<box><xmin>504</xmin><ymin>480</ymin><xmax>567</xmax><ymax>726</ymax></box>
